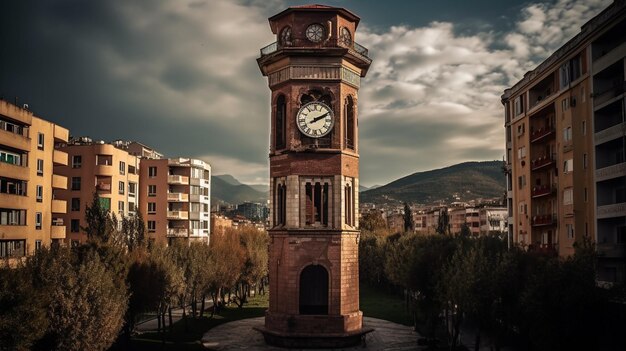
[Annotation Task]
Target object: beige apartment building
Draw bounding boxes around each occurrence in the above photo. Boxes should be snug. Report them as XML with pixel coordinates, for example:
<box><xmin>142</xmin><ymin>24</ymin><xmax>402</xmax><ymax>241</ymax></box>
<box><xmin>503</xmin><ymin>0</ymin><xmax>625</xmax><ymax>282</ymax></box>
<box><xmin>139</xmin><ymin>158</ymin><xmax>211</xmax><ymax>244</ymax></box>
<box><xmin>0</xmin><ymin>100</ymin><xmax>69</xmax><ymax>258</ymax></box>
<box><xmin>55</xmin><ymin>137</ymin><xmax>140</xmax><ymax>246</ymax></box>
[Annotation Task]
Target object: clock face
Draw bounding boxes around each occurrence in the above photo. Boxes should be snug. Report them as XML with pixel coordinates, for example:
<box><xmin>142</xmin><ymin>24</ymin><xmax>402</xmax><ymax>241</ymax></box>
<box><xmin>305</xmin><ymin>23</ymin><xmax>324</xmax><ymax>43</ymax></box>
<box><xmin>296</xmin><ymin>102</ymin><xmax>334</xmax><ymax>138</ymax></box>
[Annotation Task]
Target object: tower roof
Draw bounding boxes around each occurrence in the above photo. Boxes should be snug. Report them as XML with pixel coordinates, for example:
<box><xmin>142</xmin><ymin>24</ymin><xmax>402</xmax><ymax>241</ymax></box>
<box><xmin>268</xmin><ymin>4</ymin><xmax>361</xmax><ymax>32</ymax></box>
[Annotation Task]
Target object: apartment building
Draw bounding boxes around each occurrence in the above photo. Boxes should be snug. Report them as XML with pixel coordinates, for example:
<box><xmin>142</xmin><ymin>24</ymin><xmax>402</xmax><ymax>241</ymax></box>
<box><xmin>0</xmin><ymin>100</ymin><xmax>69</xmax><ymax>258</ymax></box>
<box><xmin>55</xmin><ymin>137</ymin><xmax>140</xmax><ymax>246</ymax></box>
<box><xmin>503</xmin><ymin>0</ymin><xmax>625</xmax><ymax>282</ymax></box>
<box><xmin>139</xmin><ymin>158</ymin><xmax>211</xmax><ymax>244</ymax></box>
<box><xmin>479</xmin><ymin>207</ymin><xmax>508</xmax><ymax>235</ymax></box>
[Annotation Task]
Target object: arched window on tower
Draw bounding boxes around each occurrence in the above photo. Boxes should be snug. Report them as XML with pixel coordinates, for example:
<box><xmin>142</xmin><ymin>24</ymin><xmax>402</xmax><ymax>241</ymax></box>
<box><xmin>345</xmin><ymin>178</ymin><xmax>354</xmax><ymax>226</ymax></box>
<box><xmin>276</xmin><ymin>95</ymin><xmax>286</xmax><ymax>150</ymax></box>
<box><xmin>299</xmin><ymin>265</ymin><xmax>329</xmax><ymax>315</ymax></box>
<box><xmin>305</xmin><ymin>180</ymin><xmax>329</xmax><ymax>226</ymax></box>
<box><xmin>274</xmin><ymin>178</ymin><xmax>286</xmax><ymax>226</ymax></box>
<box><xmin>345</xmin><ymin>95</ymin><xmax>355</xmax><ymax>150</ymax></box>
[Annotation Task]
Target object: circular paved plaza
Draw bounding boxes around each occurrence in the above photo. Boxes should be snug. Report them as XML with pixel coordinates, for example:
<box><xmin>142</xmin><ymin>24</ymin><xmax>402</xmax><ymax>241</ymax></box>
<box><xmin>201</xmin><ymin>316</ymin><xmax>422</xmax><ymax>350</ymax></box>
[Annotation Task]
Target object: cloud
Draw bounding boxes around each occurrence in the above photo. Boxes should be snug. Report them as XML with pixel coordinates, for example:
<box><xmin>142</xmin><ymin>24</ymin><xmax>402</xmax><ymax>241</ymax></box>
<box><xmin>355</xmin><ymin>0</ymin><xmax>610</xmax><ymax>186</ymax></box>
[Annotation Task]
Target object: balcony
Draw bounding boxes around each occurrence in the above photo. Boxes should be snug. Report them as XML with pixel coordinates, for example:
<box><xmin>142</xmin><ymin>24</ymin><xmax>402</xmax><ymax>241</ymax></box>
<box><xmin>167</xmin><ymin>228</ymin><xmax>189</xmax><ymax>237</ymax></box>
<box><xmin>595</xmin><ymin>122</ymin><xmax>626</xmax><ymax>145</ymax></box>
<box><xmin>51</xmin><ymin>218</ymin><xmax>65</xmax><ymax>239</ymax></box>
<box><xmin>593</xmin><ymin>41</ymin><xmax>626</xmax><ymax>74</ymax></box>
<box><xmin>530</xmin><ymin>127</ymin><xmax>555</xmax><ymax>143</ymax></box>
<box><xmin>190</xmin><ymin>194</ymin><xmax>210</xmax><ymax>203</ymax></box>
<box><xmin>531</xmin><ymin>213</ymin><xmax>557</xmax><ymax>226</ymax></box>
<box><xmin>96</xmin><ymin>181</ymin><xmax>112</xmax><ymax>193</ymax></box>
<box><xmin>167</xmin><ymin>210</ymin><xmax>188</xmax><ymax>220</ymax></box>
<box><xmin>593</xmin><ymin>81</ymin><xmax>625</xmax><ymax>107</ymax></box>
<box><xmin>190</xmin><ymin>228</ymin><xmax>209</xmax><ymax>237</ymax></box>
<box><xmin>531</xmin><ymin>184</ymin><xmax>555</xmax><ymax>198</ymax></box>
<box><xmin>167</xmin><ymin>192</ymin><xmax>189</xmax><ymax>202</ymax></box>
<box><xmin>0</xmin><ymin>162</ymin><xmax>29</xmax><ymax>181</ymax></box>
<box><xmin>190</xmin><ymin>178</ymin><xmax>210</xmax><ymax>187</ymax></box>
<box><xmin>259</xmin><ymin>38</ymin><xmax>371</xmax><ymax>62</ymax></box>
<box><xmin>597</xmin><ymin>243</ymin><xmax>626</xmax><ymax>258</ymax></box>
<box><xmin>52</xmin><ymin>174</ymin><xmax>67</xmax><ymax>189</ymax></box>
<box><xmin>52</xmin><ymin>150</ymin><xmax>68</xmax><ymax>166</ymax></box>
<box><xmin>168</xmin><ymin>175</ymin><xmax>189</xmax><ymax>185</ymax></box>
<box><xmin>597</xmin><ymin>202</ymin><xmax>626</xmax><ymax>219</ymax></box>
<box><xmin>531</xmin><ymin>155</ymin><xmax>555</xmax><ymax>171</ymax></box>
<box><xmin>51</xmin><ymin>199</ymin><xmax>66</xmax><ymax>214</ymax></box>
<box><xmin>596</xmin><ymin>162</ymin><xmax>626</xmax><ymax>182</ymax></box>
<box><xmin>0</xmin><ymin>126</ymin><xmax>30</xmax><ymax>151</ymax></box>
<box><xmin>53</xmin><ymin>125</ymin><xmax>69</xmax><ymax>143</ymax></box>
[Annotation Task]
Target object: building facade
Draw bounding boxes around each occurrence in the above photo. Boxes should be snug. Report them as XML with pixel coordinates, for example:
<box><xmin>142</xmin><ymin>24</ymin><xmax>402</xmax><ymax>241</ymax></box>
<box><xmin>257</xmin><ymin>5</ymin><xmax>372</xmax><ymax>347</ymax></box>
<box><xmin>139</xmin><ymin>158</ymin><xmax>211</xmax><ymax>244</ymax></box>
<box><xmin>0</xmin><ymin>100</ymin><xmax>69</xmax><ymax>258</ymax></box>
<box><xmin>503</xmin><ymin>0</ymin><xmax>625</xmax><ymax>282</ymax></box>
<box><xmin>55</xmin><ymin>138</ymin><xmax>140</xmax><ymax>246</ymax></box>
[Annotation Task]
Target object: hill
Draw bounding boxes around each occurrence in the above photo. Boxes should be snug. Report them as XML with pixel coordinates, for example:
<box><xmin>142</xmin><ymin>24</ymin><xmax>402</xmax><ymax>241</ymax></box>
<box><xmin>212</xmin><ymin>175</ymin><xmax>267</xmax><ymax>205</ymax></box>
<box><xmin>360</xmin><ymin>161</ymin><xmax>505</xmax><ymax>205</ymax></box>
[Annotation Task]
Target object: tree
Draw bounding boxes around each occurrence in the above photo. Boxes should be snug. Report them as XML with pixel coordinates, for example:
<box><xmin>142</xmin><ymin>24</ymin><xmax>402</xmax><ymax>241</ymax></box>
<box><xmin>24</xmin><ymin>247</ymin><xmax>128</xmax><ymax>351</ymax></box>
<box><xmin>82</xmin><ymin>192</ymin><xmax>118</xmax><ymax>244</ymax></box>
<box><xmin>208</xmin><ymin>228</ymin><xmax>244</xmax><ymax>313</ymax></box>
<box><xmin>0</xmin><ymin>262</ymin><xmax>48</xmax><ymax>351</ymax></box>
<box><xmin>360</xmin><ymin>210</ymin><xmax>387</xmax><ymax>232</ymax></box>
<box><xmin>403</xmin><ymin>202</ymin><xmax>414</xmax><ymax>233</ymax></box>
<box><xmin>436</xmin><ymin>208</ymin><xmax>450</xmax><ymax>235</ymax></box>
<box><xmin>233</xmin><ymin>228</ymin><xmax>269</xmax><ymax>307</ymax></box>
<box><xmin>460</xmin><ymin>222</ymin><xmax>471</xmax><ymax>237</ymax></box>
<box><xmin>121</xmin><ymin>212</ymin><xmax>146</xmax><ymax>252</ymax></box>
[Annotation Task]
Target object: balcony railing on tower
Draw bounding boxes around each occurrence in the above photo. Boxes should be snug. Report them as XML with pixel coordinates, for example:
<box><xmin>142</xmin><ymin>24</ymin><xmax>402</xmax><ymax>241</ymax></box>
<box><xmin>260</xmin><ymin>38</ymin><xmax>370</xmax><ymax>61</ymax></box>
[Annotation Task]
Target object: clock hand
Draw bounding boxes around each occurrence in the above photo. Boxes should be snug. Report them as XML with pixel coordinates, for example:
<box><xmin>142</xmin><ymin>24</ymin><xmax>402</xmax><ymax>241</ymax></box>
<box><xmin>310</xmin><ymin>112</ymin><xmax>329</xmax><ymax>124</ymax></box>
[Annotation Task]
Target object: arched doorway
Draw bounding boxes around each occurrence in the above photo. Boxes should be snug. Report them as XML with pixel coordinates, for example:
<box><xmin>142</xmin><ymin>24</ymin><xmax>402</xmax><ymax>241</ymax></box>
<box><xmin>299</xmin><ymin>265</ymin><xmax>329</xmax><ymax>315</ymax></box>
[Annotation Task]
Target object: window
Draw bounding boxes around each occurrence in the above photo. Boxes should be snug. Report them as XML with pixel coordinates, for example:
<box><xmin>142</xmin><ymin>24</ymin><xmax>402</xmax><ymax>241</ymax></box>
<box><xmin>517</xmin><ymin>123</ymin><xmax>525</xmax><ymax>136</ymax></box>
<box><xmin>71</xmin><ymin>198</ymin><xmax>80</xmax><ymax>211</ymax></box>
<box><xmin>148</xmin><ymin>185</ymin><xmax>157</xmax><ymax>196</ymax></box>
<box><xmin>305</xmin><ymin>181</ymin><xmax>329</xmax><ymax>226</ymax></box>
<box><xmin>71</xmin><ymin>219</ymin><xmax>80</xmax><ymax>233</ymax></box>
<box><xmin>149</xmin><ymin>166</ymin><xmax>157</xmax><ymax>178</ymax></box>
<box><xmin>36</xmin><ymin>185</ymin><xmax>43</xmax><ymax>202</ymax></box>
<box><xmin>72</xmin><ymin>155</ymin><xmax>82</xmax><ymax>168</ymax></box>
<box><xmin>37</xmin><ymin>159</ymin><xmax>43</xmax><ymax>176</ymax></box>
<box><xmin>566</xmin><ymin>223</ymin><xmax>574</xmax><ymax>239</ymax></box>
<box><xmin>128</xmin><ymin>182</ymin><xmax>136</xmax><ymax>196</ymax></box>
<box><xmin>563</xmin><ymin>126</ymin><xmax>572</xmax><ymax>142</ymax></box>
<box><xmin>71</xmin><ymin>177</ymin><xmax>81</xmax><ymax>191</ymax></box>
<box><xmin>563</xmin><ymin>159</ymin><xmax>573</xmax><ymax>173</ymax></box>
<box><xmin>514</xmin><ymin>95</ymin><xmax>524</xmax><ymax>116</ymax></box>
<box><xmin>0</xmin><ymin>178</ymin><xmax>27</xmax><ymax>196</ymax></box>
<box><xmin>584</xmin><ymin>188</ymin><xmax>588</xmax><ymax>202</ymax></box>
<box><xmin>583</xmin><ymin>154</ymin><xmax>588</xmax><ymax>169</ymax></box>
<box><xmin>563</xmin><ymin>187</ymin><xmax>573</xmax><ymax>205</ymax></box>
<box><xmin>129</xmin><ymin>202</ymin><xmax>136</xmax><ymax>213</ymax></box>
<box><xmin>118</xmin><ymin>181</ymin><xmax>125</xmax><ymax>195</ymax></box>
<box><xmin>517</xmin><ymin>146</ymin><xmax>526</xmax><ymax>159</ymax></box>
<box><xmin>0</xmin><ymin>240</ymin><xmax>26</xmax><ymax>258</ymax></box>
<box><xmin>148</xmin><ymin>202</ymin><xmax>156</xmax><ymax>214</ymax></box>
<box><xmin>37</xmin><ymin>133</ymin><xmax>44</xmax><ymax>150</ymax></box>
<box><xmin>118</xmin><ymin>201</ymin><xmax>125</xmax><ymax>216</ymax></box>
<box><xmin>99</xmin><ymin>197</ymin><xmax>111</xmax><ymax>211</ymax></box>
<box><xmin>119</xmin><ymin>161</ymin><xmax>125</xmax><ymax>175</ymax></box>
<box><xmin>275</xmin><ymin>95</ymin><xmax>286</xmax><ymax>149</ymax></box>
<box><xmin>0</xmin><ymin>150</ymin><xmax>23</xmax><ymax>166</ymax></box>
<box><xmin>561</xmin><ymin>98</ymin><xmax>569</xmax><ymax>112</ymax></box>
<box><xmin>582</xmin><ymin>120</ymin><xmax>587</xmax><ymax>135</ymax></box>
<box><xmin>275</xmin><ymin>179</ymin><xmax>286</xmax><ymax>226</ymax></box>
<box><xmin>518</xmin><ymin>175</ymin><xmax>526</xmax><ymax>189</ymax></box>
<box><xmin>35</xmin><ymin>212</ymin><xmax>42</xmax><ymax>230</ymax></box>
<box><xmin>0</xmin><ymin>209</ymin><xmax>26</xmax><ymax>225</ymax></box>
<box><xmin>148</xmin><ymin>220</ymin><xmax>156</xmax><ymax>232</ymax></box>
<box><xmin>344</xmin><ymin>96</ymin><xmax>355</xmax><ymax>150</ymax></box>
<box><xmin>35</xmin><ymin>240</ymin><xmax>42</xmax><ymax>251</ymax></box>
<box><xmin>519</xmin><ymin>202</ymin><xmax>526</xmax><ymax>214</ymax></box>
<box><xmin>560</xmin><ymin>61</ymin><xmax>570</xmax><ymax>88</ymax></box>
<box><xmin>345</xmin><ymin>179</ymin><xmax>354</xmax><ymax>226</ymax></box>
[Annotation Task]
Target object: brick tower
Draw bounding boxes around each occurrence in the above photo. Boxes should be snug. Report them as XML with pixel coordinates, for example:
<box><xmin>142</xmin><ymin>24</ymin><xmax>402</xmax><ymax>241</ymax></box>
<box><xmin>255</xmin><ymin>4</ymin><xmax>372</xmax><ymax>348</ymax></box>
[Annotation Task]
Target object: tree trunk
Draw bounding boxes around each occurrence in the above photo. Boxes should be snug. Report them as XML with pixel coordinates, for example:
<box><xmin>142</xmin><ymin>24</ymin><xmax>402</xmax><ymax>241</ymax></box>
<box><xmin>182</xmin><ymin>303</ymin><xmax>189</xmax><ymax>332</ymax></box>
<box><xmin>200</xmin><ymin>294</ymin><xmax>206</xmax><ymax>318</ymax></box>
<box><xmin>168</xmin><ymin>307</ymin><xmax>173</xmax><ymax>333</ymax></box>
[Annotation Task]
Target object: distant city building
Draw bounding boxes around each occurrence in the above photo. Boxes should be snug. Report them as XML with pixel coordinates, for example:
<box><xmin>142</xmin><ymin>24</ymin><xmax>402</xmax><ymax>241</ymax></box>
<box><xmin>139</xmin><ymin>158</ymin><xmax>211</xmax><ymax>244</ymax></box>
<box><xmin>235</xmin><ymin>202</ymin><xmax>268</xmax><ymax>221</ymax></box>
<box><xmin>0</xmin><ymin>100</ymin><xmax>69</xmax><ymax>258</ymax></box>
<box><xmin>210</xmin><ymin>213</ymin><xmax>233</xmax><ymax>236</ymax></box>
<box><xmin>479</xmin><ymin>207</ymin><xmax>508</xmax><ymax>236</ymax></box>
<box><xmin>56</xmin><ymin>138</ymin><xmax>141</xmax><ymax>246</ymax></box>
<box><xmin>386</xmin><ymin>213</ymin><xmax>404</xmax><ymax>233</ymax></box>
<box><xmin>502</xmin><ymin>0</ymin><xmax>626</xmax><ymax>283</ymax></box>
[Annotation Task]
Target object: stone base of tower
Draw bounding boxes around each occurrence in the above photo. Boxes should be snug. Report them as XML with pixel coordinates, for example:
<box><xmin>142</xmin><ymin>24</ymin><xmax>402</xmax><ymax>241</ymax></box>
<box><xmin>255</xmin><ymin>311</ymin><xmax>373</xmax><ymax>348</ymax></box>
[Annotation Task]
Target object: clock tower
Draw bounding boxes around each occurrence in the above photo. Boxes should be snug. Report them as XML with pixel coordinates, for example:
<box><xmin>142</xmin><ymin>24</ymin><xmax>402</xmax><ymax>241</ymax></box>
<box><xmin>256</xmin><ymin>5</ymin><xmax>372</xmax><ymax>348</ymax></box>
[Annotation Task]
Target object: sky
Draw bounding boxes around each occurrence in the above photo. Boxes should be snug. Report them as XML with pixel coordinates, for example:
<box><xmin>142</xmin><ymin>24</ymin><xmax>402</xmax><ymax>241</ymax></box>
<box><xmin>0</xmin><ymin>0</ymin><xmax>612</xmax><ymax>187</ymax></box>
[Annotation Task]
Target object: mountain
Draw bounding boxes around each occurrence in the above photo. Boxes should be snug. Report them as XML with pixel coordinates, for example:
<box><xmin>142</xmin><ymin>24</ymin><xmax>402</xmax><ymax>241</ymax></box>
<box><xmin>212</xmin><ymin>175</ymin><xmax>267</xmax><ymax>205</ymax></box>
<box><xmin>360</xmin><ymin>161</ymin><xmax>505</xmax><ymax>205</ymax></box>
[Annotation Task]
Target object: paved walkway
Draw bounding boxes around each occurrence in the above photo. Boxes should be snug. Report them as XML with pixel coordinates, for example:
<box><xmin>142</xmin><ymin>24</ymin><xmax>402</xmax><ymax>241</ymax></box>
<box><xmin>136</xmin><ymin>300</ymin><xmax>213</xmax><ymax>332</ymax></box>
<box><xmin>201</xmin><ymin>316</ymin><xmax>424</xmax><ymax>350</ymax></box>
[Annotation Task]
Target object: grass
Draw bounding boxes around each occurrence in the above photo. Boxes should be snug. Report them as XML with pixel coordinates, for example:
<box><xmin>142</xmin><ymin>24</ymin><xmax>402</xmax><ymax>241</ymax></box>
<box><xmin>360</xmin><ymin>284</ymin><xmax>413</xmax><ymax>326</ymax></box>
<box><xmin>111</xmin><ymin>293</ymin><xmax>269</xmax><ymax>351</ymax></box>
